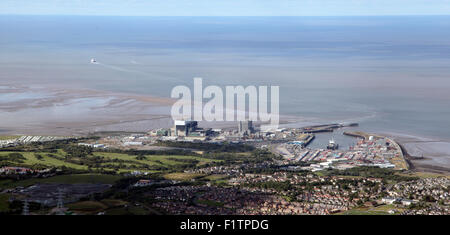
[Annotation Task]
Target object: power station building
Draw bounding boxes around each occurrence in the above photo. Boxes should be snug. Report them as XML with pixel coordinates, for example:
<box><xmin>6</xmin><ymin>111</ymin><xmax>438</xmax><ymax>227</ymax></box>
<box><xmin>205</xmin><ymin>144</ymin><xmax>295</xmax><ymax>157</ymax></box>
<box><xmin>172</xmin><ymin>120</ymin><xmax>198</xmax><ymax>137</ymax></box>
<box><xmin>238</xmin><ymin>120</ymin><xmax>254</xmax><ymax>135</ymax></box>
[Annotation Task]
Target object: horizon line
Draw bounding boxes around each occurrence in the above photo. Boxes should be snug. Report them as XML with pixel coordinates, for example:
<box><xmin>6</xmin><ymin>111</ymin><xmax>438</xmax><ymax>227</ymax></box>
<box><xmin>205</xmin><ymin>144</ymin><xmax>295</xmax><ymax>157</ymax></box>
<box><xmin>1</xmin><ymin>13</ymin><xmax>450</xmax><ymax>17</ymax></box>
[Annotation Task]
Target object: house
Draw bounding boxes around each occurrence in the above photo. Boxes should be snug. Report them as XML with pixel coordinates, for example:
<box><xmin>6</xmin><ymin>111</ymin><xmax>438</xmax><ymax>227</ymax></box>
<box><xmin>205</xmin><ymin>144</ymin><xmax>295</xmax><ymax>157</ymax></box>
<box><xmin>0</xmin><ymin>167</ymin><xmax>33</xmax><ymax>175</ymax></box>
<box><xmin>124</xmin><ymin>141</ymin><xmax>143</xmax><ymax>146</ymax></box>
<box><xmin>401</xmin><ymin>199</ymin><xmax>414</xmax><ymax>206</ymax></box>
<box><xmin>382</xmin><ymin>197</ymin><xmax>400</xmax><ymax>204</ymax></box>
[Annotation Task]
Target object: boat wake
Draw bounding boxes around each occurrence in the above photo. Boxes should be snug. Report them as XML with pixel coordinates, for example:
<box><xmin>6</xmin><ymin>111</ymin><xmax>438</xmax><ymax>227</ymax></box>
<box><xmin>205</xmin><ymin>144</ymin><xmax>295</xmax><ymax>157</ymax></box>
<box><xmin>90</xmin><ymin>59</ymin><xmax>186</xmax><ymax>83</ymax></box>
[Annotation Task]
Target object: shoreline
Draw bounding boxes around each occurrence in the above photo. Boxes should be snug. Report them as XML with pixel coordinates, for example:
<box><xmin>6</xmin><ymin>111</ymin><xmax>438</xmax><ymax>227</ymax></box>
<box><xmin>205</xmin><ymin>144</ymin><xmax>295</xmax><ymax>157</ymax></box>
<box><xmin>1</xmin><ymin>84</ymin><xmax>449</xmax><ymax>174</ymax></box>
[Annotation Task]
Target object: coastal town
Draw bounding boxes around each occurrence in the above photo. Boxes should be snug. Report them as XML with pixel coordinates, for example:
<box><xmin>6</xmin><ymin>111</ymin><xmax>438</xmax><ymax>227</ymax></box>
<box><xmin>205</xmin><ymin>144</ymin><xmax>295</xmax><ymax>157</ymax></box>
<box><xmin>0</xmin><ymin>121</ymin><xmax>449</xmax><ymax>215</ymax></box>
<box><xmin>148</xmin><ymin>174</ymin><xmax>450</xmax><ymax>215</ymax></box>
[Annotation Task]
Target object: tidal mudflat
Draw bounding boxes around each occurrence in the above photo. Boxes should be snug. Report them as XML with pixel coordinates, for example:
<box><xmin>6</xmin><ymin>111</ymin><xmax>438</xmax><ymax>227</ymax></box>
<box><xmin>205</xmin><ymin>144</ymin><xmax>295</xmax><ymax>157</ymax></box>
<box><xmin>0</xmin><ymin>85</ymin><xmax>174</xmax><ymax>135</ymax></box>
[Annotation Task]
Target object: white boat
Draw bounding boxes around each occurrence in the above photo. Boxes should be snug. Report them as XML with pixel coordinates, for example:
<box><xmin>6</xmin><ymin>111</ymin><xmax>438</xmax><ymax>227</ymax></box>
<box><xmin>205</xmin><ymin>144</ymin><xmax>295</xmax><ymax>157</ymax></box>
<box><xmin>90</xmin><ymin>58</ymin><xmax>97</xmax><ymax>64</ymax></box>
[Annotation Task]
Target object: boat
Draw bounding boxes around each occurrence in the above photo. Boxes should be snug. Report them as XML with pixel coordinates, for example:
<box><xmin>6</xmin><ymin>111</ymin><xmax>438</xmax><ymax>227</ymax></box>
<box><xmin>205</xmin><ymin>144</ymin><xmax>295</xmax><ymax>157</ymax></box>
<box><xmin>327</xmin><ymin>139</ymin><xmax>339</xmax><ymax>150</ymax></box>
<box><xmin>90</xmin><ymin>58</ymin><xmax>97</xmax><ymax>64</ymax></box>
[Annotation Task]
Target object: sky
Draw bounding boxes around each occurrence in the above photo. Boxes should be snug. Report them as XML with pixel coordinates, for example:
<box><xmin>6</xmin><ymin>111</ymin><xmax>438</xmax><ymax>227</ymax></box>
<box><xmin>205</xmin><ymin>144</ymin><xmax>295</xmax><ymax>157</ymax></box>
<box><xmin>1</xmin><ymin>0</ymin><xmax>450</xmax><ymax>16</ymax></box>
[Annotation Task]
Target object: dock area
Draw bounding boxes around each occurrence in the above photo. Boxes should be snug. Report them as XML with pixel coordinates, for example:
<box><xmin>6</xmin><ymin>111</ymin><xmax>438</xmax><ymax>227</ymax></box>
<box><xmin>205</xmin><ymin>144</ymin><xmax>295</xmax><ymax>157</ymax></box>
<box><xmin>274</xmin><ymin>130</ymin><xmax>409</xmax><ymax>171</ymax></box>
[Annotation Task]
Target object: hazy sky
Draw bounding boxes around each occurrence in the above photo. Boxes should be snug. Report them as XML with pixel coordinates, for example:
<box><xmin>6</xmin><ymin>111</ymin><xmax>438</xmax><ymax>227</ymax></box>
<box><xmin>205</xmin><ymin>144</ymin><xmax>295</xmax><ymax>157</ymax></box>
<box><xmin>1</xmin><ymin>0</ymin><xmax>450</xmax><ymax>16</ymax></box>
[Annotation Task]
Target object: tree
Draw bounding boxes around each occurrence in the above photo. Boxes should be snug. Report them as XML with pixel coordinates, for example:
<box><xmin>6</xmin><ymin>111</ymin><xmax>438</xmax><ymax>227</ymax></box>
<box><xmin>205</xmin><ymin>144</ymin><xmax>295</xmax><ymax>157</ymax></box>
<box><xmin>7</xmin><ymin>153</ymin><xmax>26</xmax><ymax>163</ymax></box>
<box><xmin>423</xmin><ymin>195</ymin><xmax>435</xmax><ymax>202</ymax></box>
<box><xmin>34</xmin><ymin>154</ymin><xmax>44</xmax><ymax>160</ymax></box>
<box><xmin>136</xmin><ymin>155</ymin><xmax>147</xmax><ymax>160</ymax></box>
<box><xmin>63</xmin><ymin>145</ymin><xmax>93</xmax><ymax>158</ymax></box>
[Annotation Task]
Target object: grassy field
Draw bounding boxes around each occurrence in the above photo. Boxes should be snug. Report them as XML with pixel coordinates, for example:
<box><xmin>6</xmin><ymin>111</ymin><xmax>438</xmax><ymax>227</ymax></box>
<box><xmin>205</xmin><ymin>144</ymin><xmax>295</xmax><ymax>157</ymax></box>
<box><xmin>163</xmin><ymin>172</ymin><xmax>204</xmax><ymax>181</ymax></box>
<box><xmin>338</xmin><ymin>204</ymin><xmax>401</xmax><ymax>215</ymax></box>
<box><xmin>94</xmin><ymin>152</ymin><xmax>217</xmax><ymax>166</ymax></box>
<box><xmin>202</xmin><ymin>174</ymin><xmax>229</xmax><ymax>184</ymax></box>
<box><xmin>66</xmin><ymin>200</ymin><xmax>150</xmax><ymax>215</ymax></box>
<box><xmin>100</xmin><ymin>199</ymin><xmax>128</xmax><ymax>207</ymax></box>
<box><xmin>398</xmin><ymin>172</ymin><xmax>450</xmax><ymax>179</ymax></box>
<box><xmin>0</xmin><ymin>194</ymin><xmax>9</xmax><ymax>212</ymax></box>
<box><xmin>67</xmin><ymin>201</ymin><xmax>108</xmax><ymax>213</ymax></box>
<box><xmin>1</xmin><ymin>150</ymin><xmax>219</xmax><ymax>173</ymax></box>
<box><xmin>203</xmin><ymin>174</ymin><xmax>228</xmax><ymax>181</ymax></box>
<box><xmin>0</xmin><ymin>174</ymin><xmax>122</xmax><ymax>189</ymax></box>
<box><xmin>0</xmin><ymin>151</ymin><xmax>88</xmax><ymax>170</ymax></box>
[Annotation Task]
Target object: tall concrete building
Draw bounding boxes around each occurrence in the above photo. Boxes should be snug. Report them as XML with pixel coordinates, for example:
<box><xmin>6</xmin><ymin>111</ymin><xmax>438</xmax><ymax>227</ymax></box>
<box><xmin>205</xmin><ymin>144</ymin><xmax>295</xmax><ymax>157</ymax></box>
<box><xmin>173</xmin><ymin>120</ymin><xmax>198</xmax><ymax>137</ymax></box>
<box><xmin>238</xmin><ymin>120</ymin><xmax>253</xmax><ymax>134</ymax></box>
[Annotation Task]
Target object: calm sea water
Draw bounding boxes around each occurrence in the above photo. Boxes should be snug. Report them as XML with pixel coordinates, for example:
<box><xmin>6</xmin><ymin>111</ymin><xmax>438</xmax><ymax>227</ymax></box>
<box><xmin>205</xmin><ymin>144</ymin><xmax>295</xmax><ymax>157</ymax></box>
<box><xmin>1</xmin><ymin>16</ymin><xmax>450</xmax><ymax>140</ymax></box>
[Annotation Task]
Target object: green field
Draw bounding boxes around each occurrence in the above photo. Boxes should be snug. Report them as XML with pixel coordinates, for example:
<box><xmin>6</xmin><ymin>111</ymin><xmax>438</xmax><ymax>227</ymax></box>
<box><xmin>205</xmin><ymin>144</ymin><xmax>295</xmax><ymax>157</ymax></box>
<box><xmin>67</xmin><ymin>201</ymin><xmax>108</xmax><ymax>213</ymax></box>
<box><xmin>338</xmin><ymin>205</ymin><xmax>401</xmax><ymax>215</ymax></box>
<box><xmin>94</xmin><ymin>152</ymin><xmax>217</xmax><ymax>167</ymax></box>
<box><xmin>0</xmin><ymin>150</ymin><xmax>219</xmax><ymax>173</ymax></box>
<box><xmin>65</xmin><ymin>200</ymin><xmax>151</xmax><ymax>215</ymax></box>
<box><xmin>100</xmin><ymin>199</ymin><xmax>128</xmax><ymax>207</ymax></box>
<box><xmin>203</xmin><ymin>174</ymin><xmax>228</xmax><ymax>181</ymax></box>
<box><xmin>398</xmin><ymin>172</ymin><xmax>450</xmax><ymax>179</ymax></box>
<box><xmin>0</xmin><ymin>194</ymin><xmax>9</xmax><ymax>212</ymax></box>
<box><xmin>163</xmin><ymin>172</ymin><xmax>205</xmax><ymax>181</ymax></box>
<box><xmin>0</xmin><ymin>151</ymin><xmax>88</xmax><ymax>170</ymax></box>
<box><xmin>0</xmin><ymin>174</ymin><xmax>122</xmax><ymax>189</ymax></box>
<box><xmin>202</xmin><ymin>174</ymin><xmax>229</xmax><ymax>185</ymax></box>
